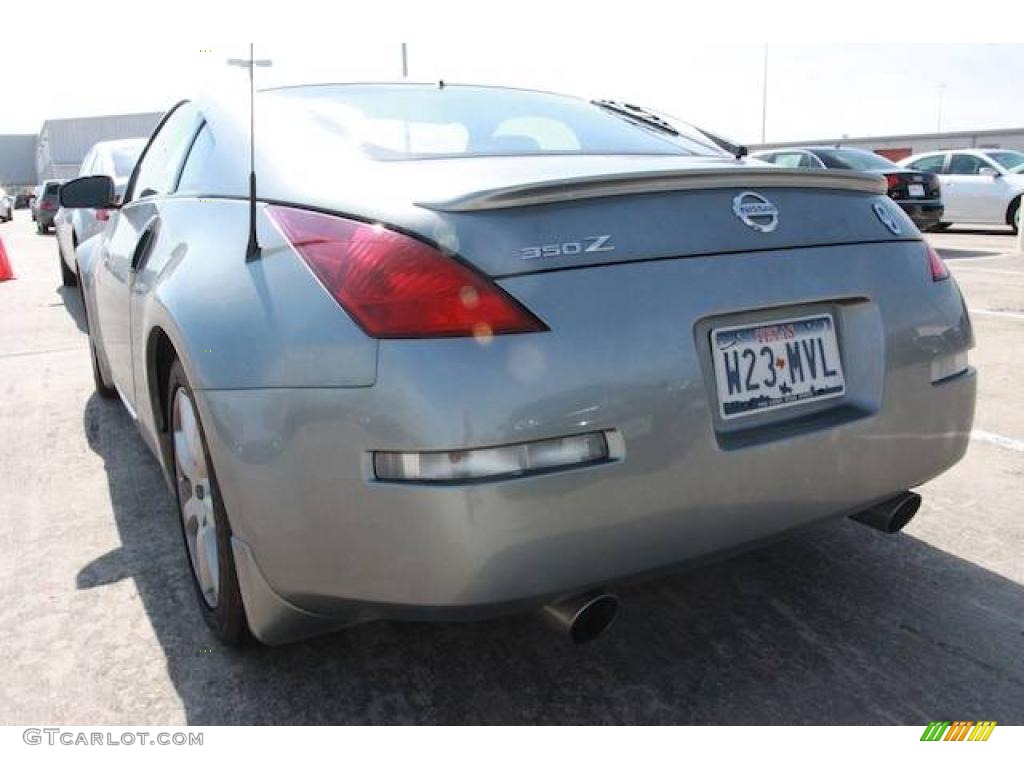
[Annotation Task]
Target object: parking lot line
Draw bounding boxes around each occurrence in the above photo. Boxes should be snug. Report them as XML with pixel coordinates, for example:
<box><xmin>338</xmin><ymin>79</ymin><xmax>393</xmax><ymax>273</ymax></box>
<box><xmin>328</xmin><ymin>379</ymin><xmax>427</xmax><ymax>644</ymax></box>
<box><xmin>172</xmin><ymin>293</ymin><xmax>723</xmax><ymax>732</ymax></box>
<box><xmin>950</xmin><ymin>267</ymin><xmax>1024</xmax><ymax>276</ymax></box>
<box><xmin>970</xmin><ymin>309</ymin><xmax>1024</xmax><ymax>321</ymax></box>
<box><xmin>971</xmin><ymin>429</ymin><xmax>1024</xmax><ymax>453</ymax></box>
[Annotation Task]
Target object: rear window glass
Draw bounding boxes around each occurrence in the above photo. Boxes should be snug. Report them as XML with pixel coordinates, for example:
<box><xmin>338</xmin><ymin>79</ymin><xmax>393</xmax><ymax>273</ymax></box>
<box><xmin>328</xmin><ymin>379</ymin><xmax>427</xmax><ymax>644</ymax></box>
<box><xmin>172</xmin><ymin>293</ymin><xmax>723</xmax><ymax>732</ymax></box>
<box><xmin>43</xmin><ymin>183</ymin><xmax>61</xmax><ymax>196</ymax></box>
<box><xmin>812</xmin><ymin>148</ymin><xmax>899</xmax><ymax>171</ymax></box>
<box><xmin>110</xmin><ymin>146</ymin><xmax>144</xmax><ymax>178</ymax></box>
<box><xmin>265</xmin><ymin>85</ymin><xmax>725</xmax><ymax>160</ymax></box>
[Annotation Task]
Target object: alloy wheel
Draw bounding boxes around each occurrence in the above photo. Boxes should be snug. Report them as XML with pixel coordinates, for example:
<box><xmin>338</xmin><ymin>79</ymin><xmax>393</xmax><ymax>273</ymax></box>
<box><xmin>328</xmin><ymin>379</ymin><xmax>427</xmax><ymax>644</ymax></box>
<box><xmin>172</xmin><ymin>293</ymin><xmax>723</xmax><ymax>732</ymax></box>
<box><xmin>172</xmin><ymin>388</ymin><xmax>220</xmax><ymax>608</ymax></box>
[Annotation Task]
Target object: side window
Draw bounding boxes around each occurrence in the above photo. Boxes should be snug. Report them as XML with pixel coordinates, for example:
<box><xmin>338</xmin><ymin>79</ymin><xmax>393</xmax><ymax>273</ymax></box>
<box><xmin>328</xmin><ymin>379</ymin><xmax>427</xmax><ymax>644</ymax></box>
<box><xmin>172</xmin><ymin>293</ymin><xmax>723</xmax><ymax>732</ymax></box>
<box><xmin>772</xmin><ymin>152</ymin><xmax>805</xmax><ymax>169</ymax></box>
<box><xmin>800</xmin><ymin>153</ymin><xmax>823</xmax><ymax>169</ymax></box>
<box><xmin>175</xmin><ymin>124</ymin><xmax>217</xmax><ymax>195</ymax></box>
<box><xmin>908</xmin><ymin>154</ymin><xmax>946</xmax><ymax>174</ymax></box>
<box><xmin>127</xmin><ymin>103</ymin><xmax>202</xmax><ymax>202</ymax></box>
<box><xmin>948</xmin><ymin>154</ymin><xmax>992</xmax><ymax>176</ymax></box>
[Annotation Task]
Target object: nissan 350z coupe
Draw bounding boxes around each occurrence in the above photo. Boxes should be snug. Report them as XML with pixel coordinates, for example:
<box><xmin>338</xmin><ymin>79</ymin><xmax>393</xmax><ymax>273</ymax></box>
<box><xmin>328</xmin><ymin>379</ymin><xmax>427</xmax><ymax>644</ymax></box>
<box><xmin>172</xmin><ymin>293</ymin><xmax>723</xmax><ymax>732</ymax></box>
<box><xmin>60</xmin><ymin>84</ymin><xmax>976</xmax><ymax>646</ymax></box>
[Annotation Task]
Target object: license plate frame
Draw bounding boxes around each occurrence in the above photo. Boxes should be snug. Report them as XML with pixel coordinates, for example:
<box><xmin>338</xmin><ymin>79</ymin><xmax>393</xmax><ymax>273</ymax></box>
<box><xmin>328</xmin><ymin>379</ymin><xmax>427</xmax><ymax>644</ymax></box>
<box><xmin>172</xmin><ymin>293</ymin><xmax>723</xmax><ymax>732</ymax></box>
<box><xmin>908</xmin><ymin>183</ymin><xmax>925</xmax><ymax>197</ymax></box>
<box><xmin>711</xmin><ymin>313</ymin><xmax>846</xmax><ymax>420</ymax></box>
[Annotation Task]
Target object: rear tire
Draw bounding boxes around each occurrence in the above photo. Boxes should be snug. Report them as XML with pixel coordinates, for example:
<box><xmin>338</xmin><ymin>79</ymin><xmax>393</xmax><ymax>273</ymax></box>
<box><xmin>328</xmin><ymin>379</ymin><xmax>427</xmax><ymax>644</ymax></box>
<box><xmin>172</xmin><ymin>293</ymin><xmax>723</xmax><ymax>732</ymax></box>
<box><xmin>79</xmin><ymin>280</ymin><xmax>116</xmax><ymax>399</ymax></box>
<box><xmin>1009</xmin><ymin>198</ymin><xmax>1021</xmax><ymax>235</ymax></box>
<box><xmin>37</xmin><ymin>220</ymin><xmax>45</xmax><ymax>235</ymax></box>
<box><xmin>59</xmin><ymin>248</ymin><xmax>77</xmax><ymax>287</ymax></box>
<box><xmin>168</xmin><ymin>360</ymin><xmax>252</xmax><ymax>646</ymax></box>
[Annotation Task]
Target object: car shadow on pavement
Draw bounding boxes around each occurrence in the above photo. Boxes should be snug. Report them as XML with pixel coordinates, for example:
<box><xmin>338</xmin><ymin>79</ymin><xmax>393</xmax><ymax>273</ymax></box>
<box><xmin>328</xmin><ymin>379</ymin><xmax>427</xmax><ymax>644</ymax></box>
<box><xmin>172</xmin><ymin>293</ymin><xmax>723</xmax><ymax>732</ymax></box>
<box><xmin>942</xmin><ymin>228</ymin><xmax>1015</xmax><ymax>237</ymax></box>
<box><xmin>77</xmin><ymin>394</ymin><xmax>1024</xmax><ymax>725</ymax></box>
<box><xmin>935</xmin><ymin>248</ymin><xmax>1005</xmax><ymax>260</ymax></box>
<box><xmin>57</xmin><ymin>285</ymin><xmax>88</xmax><ymax>334</ymax></box>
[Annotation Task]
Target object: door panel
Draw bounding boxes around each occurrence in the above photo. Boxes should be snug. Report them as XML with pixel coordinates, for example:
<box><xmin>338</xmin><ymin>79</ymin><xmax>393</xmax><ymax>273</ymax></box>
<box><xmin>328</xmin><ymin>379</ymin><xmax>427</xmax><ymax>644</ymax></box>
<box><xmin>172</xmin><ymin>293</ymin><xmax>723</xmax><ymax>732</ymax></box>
<box><xmin>946</xmin><ymin>154</ymin><xmax>1002</xmax><ymax>223</ymax></box>
<box><xmin>93</xmin><ymin>202</ymin><xmax>159</xmax><ymax>406</ymax></box>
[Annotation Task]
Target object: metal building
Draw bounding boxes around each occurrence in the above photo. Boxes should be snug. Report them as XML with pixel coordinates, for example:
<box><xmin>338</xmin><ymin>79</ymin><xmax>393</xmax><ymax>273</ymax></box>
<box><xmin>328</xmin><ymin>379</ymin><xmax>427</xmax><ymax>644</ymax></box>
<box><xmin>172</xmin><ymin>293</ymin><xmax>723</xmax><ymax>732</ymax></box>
<box><xmin>752</xmin><ymin>126</ymin><xmax>1024</xmax><ymax>162</ymax></box>
<box><xmin>36</xmin><ymin>112</ymin><xmax>163</xmax><ymax>182</ymax></box>
<box><xmin>0</xmin><ymin>134</ymin><xmax>38</xmax><ymax>192</ymax></box>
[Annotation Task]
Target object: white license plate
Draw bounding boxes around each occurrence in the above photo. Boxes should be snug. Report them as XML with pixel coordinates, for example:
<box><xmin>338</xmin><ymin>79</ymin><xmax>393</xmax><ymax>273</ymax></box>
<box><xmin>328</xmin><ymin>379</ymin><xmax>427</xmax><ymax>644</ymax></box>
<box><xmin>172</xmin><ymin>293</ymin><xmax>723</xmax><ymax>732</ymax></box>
<box><xmin>908</xmin><ymin>183</ymin><xmax>925</xmax><ymax>197</ymax></box>
<box><xmin>711</xmin><ymin>314</ymin><xmax>846</xmax><ymax>420</ymax></box>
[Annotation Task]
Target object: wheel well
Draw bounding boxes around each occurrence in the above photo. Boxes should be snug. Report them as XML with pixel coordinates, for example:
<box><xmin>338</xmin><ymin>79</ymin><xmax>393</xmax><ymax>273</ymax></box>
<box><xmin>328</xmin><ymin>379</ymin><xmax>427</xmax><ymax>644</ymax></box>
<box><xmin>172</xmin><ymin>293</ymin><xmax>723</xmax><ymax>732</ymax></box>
<box><xmin>148</xmin><ymin>328</ymin><xmax>178</xmax><ymax>434</ymax></box>
<box><xmin>1009</xmin><ymin>195</ymin><xmax>1022</xmax><ymax>225</ymax></box>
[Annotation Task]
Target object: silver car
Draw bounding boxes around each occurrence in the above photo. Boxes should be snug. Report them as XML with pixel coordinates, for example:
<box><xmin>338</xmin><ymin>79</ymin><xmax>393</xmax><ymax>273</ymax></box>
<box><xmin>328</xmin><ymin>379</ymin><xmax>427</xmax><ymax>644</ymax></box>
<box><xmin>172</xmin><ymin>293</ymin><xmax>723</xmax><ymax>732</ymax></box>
<box><xmin>55</xmin><ymin>138</ymin><xmax>147</xmax><ymax>286</ymax></box>
<box><xmin>60</xmin><ymin>84</ymin><xmax>976</xmax><ymax>646</ymax></box>
<box><xmin>0</xmin><ymin>187</ymin><xmax>13</xmax><ymax>222</ymax></box>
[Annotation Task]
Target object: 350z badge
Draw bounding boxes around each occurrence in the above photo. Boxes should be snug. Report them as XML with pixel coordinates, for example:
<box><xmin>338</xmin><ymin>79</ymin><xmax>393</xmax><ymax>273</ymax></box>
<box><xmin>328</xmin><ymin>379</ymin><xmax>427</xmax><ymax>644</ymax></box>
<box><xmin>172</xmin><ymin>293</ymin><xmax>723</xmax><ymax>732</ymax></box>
<box><xmin>519</xmin><ymin>235</ymin><xmax>615</xmax><ymax>260</ymax></box>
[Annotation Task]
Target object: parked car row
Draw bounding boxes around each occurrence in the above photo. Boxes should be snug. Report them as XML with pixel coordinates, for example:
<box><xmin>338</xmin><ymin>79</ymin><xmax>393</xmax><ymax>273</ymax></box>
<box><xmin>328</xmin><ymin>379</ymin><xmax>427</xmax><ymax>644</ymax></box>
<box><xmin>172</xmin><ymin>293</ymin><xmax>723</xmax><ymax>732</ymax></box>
<box><xmin>56</xmin><ymin>83</ymin><xmax>975</xmax><ymax>646</ymax></box>
<box><xmin>752</xmin><ymin>145</ymin><xmax>1023</xmax><ymax>234</ymax></box>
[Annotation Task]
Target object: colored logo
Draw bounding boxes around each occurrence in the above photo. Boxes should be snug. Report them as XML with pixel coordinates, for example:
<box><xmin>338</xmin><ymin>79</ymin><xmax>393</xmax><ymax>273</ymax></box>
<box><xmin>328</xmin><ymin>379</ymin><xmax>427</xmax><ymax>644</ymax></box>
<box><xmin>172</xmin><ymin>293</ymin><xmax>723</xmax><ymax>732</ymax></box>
<box><xmin>920</xmin><ymin>721</ymin><xmax>997</xmax><ymax>742</ymax></box>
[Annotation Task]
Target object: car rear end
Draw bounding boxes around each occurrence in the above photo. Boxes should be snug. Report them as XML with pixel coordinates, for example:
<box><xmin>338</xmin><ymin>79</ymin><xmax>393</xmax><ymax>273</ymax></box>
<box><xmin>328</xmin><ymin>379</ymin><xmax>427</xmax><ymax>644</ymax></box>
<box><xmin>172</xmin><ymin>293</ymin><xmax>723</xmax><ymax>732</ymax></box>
<box><xmin>192</xmin><ymin>170</ymin><xmax>974</xmax><ymax>644</ymax></box>
<box><xmin>883</xmin><ymin>170</ymin><xmax>943</xmax><ymax>231</ymax></box>
<box><xmin>36</xmin><ymin>181</ymin><xmax>62</xmax><ymax>229</ymax></box>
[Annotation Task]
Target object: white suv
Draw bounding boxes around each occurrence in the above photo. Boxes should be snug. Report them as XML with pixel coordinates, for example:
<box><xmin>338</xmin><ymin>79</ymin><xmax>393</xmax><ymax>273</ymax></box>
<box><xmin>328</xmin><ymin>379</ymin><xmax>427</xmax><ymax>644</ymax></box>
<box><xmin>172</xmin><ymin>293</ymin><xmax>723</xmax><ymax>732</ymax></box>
<box><xmin>900</xmin><ymin>149</ymin><xmax>1023</xmax><ymax>233</ymax></box>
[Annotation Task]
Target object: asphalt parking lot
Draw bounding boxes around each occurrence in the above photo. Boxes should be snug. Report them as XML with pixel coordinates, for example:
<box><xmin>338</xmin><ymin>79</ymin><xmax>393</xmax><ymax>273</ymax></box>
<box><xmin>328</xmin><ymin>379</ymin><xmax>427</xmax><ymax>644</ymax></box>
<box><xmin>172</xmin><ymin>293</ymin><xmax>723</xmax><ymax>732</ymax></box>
<box><xmin>0</xmin><ymin>213</ymin><xmax>1021</xmax><ymax>725</ymax></box>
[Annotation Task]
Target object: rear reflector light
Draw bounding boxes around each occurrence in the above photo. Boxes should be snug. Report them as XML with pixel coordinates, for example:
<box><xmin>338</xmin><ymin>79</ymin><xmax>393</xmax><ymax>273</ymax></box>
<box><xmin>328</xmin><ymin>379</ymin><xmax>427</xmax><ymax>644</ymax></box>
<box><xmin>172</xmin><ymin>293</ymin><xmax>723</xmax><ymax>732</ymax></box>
<box><xmin>374</xmin><ymin>432</ymin><xmax>610</xmax><ymax>483</ymax></box>
<box><xmin>41</xmin><ymin>200</ymin><xmax>55</xmax><ymax>210</ymax></box>
<box><xmin>885</xmin><ymin>174</ymin><xmax>901</xmax><ymax>191</ymax></box>
<box><xmin>925</xmin><ymin>242</ymin><xmax>949</xmax><ymax>281</ymax></box>
<box><xmin>930</xmin><ymin>350</ymin><xmax>968</xmax><ymax>383</ymax></box>
<box><xmin>267</xmin><ymin>206</ymin><xmax>546</xmax><ymax>338</ymax></box>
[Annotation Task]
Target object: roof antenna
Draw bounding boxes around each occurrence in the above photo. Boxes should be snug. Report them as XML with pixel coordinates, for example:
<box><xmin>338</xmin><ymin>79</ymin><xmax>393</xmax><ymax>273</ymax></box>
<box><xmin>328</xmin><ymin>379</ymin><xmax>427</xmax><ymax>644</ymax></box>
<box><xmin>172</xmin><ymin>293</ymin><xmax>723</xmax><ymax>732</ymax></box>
<box><xmin>228</xmin><ymin>44</ymin><xmax>273</xmax><ymax>261</ymax></box>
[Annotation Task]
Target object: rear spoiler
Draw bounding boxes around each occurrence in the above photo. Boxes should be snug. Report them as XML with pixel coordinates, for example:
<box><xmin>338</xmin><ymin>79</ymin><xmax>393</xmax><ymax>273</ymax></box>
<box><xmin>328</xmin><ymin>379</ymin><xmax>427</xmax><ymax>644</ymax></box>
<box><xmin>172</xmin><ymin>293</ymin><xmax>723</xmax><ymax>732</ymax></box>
<box><xmin>418</xmin><ymin>167</ymin><xmax>885</xmax><ymax>212</ymax></box>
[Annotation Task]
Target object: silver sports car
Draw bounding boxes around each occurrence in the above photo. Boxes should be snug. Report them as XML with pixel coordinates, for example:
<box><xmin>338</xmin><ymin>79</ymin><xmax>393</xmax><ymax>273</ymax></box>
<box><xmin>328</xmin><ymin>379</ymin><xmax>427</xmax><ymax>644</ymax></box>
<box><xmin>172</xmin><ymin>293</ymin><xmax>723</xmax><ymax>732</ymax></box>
<box><xmin>60</xmin><ymin>84</ymin><xmax>975</xmax><ymax>646</ymax></box>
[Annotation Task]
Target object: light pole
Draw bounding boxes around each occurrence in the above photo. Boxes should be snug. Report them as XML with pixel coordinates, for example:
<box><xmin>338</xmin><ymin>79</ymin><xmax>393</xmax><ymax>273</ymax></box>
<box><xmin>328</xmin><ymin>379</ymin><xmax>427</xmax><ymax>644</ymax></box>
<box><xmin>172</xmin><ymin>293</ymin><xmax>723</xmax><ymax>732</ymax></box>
<box><xmin>936</xmin><ymin>83</ymin><xmax>947</xmax><ymax>133</ymax></box>
<box><xmin>760</xmin><ymin>45</ymin><xmax>768</xmax><ymax>144</ymax></box>
<box><xmin>401</xmin><ymin>43</ymin><xmax>409</xmax><ymax>79</ymax></box>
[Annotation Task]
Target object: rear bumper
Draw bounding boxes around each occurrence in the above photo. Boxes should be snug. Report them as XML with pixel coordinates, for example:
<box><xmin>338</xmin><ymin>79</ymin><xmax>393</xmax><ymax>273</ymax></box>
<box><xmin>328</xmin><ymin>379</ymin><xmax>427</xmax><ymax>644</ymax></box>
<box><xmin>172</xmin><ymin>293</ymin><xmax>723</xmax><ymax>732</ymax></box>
<box><xmin>897</xmin><ymin>200</ymin><xmax>944</xmax><ymax>230</ymax></box>
<box><xmin>192</xmin><ymin>241</ymin><xmax>976</xmax><ymax>644</ymax></box>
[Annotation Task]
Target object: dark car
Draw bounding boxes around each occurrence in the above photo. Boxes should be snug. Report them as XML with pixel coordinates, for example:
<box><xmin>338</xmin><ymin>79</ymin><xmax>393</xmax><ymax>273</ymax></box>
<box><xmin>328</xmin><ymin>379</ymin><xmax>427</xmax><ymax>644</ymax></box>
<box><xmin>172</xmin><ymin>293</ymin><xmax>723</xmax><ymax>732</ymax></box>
<box><xmin>32</xmin><ymin>180</ymin><xmax>64</xmax><ymax>233</ymax></box>
<box><xmin>752</xmin><ymin>147</ymin><xmax>943</xmax><ymax>231</ymax></box>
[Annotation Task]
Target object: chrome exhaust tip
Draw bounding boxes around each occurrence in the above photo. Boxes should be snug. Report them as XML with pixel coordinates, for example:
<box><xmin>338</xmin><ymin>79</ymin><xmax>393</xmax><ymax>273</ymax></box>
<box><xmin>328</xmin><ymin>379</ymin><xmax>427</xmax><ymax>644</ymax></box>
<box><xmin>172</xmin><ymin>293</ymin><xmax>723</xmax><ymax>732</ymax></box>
<box><xmin>543</xmin><ymin>591</ymin><xmax>620</xmax><ymax>645</ymax></box>
<box><xmin>851</xmin><ymin>491</ymin><xmax>922</xmax><ymax>534</ymax></box>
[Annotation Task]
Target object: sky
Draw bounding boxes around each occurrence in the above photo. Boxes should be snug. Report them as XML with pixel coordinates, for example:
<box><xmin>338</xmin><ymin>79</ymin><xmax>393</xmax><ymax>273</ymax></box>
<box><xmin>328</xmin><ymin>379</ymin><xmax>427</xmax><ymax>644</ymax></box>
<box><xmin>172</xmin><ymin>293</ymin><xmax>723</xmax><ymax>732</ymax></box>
<box><xmin>3</xmin><ymin>3</ymin><xmax>1022</xmax><ymax>145</ymax></box>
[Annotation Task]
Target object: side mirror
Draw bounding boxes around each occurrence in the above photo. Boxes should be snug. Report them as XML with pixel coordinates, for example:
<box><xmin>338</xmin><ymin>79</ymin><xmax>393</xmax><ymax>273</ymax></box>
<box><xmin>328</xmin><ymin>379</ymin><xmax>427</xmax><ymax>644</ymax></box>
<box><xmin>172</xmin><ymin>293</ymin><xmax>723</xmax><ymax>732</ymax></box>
<box><xmin>60</xmin><ymin>175</ymin><xmax>117</xmax><ymax>209</ymax></box>
<box><xmin>979</xmin><ymin>166</ymin><xmax>1001</xmax><ymax>179</ymax></box>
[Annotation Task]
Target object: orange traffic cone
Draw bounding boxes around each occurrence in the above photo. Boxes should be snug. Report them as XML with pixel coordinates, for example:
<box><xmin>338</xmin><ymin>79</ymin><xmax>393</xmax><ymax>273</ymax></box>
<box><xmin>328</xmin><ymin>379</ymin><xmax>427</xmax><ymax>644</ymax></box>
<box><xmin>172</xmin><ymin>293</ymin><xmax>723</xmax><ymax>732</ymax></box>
<box><xmin>0</xmin><ymin>234</ymin><xmax>13</xmax><ymax>281</ymax></box>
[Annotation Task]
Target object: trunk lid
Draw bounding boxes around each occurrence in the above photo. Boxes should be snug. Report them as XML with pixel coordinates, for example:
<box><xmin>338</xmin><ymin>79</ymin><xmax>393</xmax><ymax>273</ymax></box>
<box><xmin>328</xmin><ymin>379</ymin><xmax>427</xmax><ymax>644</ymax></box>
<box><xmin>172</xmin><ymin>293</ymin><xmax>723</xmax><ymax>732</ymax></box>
<box><xmin>404</xmin><ymin>156</ymin><xmax>912</xmax><ymax>278</ymax></box>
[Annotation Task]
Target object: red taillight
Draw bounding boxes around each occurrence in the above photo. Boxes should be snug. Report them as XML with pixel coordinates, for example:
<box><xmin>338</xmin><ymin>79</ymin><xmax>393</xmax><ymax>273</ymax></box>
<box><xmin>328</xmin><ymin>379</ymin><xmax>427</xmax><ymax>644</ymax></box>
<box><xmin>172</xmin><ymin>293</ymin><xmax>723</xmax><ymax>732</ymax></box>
<box><xmin>41</xmin><ymin>199</ymin><xmax>55</xmax><ymax>211</ymax></box>
<box><xmin>96</xmin><ymin>210</ymin><xmax>109</xmax><ymax>222</ymax></box>
<box><xmin>926</xmin><ymin>243</ymin><xmax>949</xmax><ymax>282</ymax></box>
<box><xmin>267</xmin><ymin>206</ymin><xmax>547</xmax><ymax>339</ymax></box>
<box><xmin>885</xmin><ymin>174</ymin><xmax>901</xmax><ymax>191</ymax></box>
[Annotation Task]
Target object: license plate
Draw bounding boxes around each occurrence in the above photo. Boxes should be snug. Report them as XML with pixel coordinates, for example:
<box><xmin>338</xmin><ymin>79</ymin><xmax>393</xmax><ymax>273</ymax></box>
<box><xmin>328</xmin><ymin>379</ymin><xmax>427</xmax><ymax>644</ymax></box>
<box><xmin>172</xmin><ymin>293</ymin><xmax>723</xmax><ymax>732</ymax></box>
<box><xmin>908</xmin><ymin>183</ymin><xmax>925</xmax><ymax>197</ymax></box>
<box><xmin>711</xmin><ymin>314</ymin><xmax>846</xmax><ymax>420</ymax></box>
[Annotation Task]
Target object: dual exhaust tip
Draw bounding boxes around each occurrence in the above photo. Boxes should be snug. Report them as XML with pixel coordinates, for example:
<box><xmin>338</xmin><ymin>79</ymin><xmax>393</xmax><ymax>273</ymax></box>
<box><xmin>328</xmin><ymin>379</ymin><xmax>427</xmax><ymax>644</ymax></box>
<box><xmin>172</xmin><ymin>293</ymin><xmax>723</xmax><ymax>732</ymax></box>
<box><xmin>543</xmin><ymin>591</ymin><xmax>620</xmax><ymax>645</ymax></box>
<box><xmin>850</xmin><ymin>491</ymin><xmax>922</xmax><ymax>534</ymax></box>
<box><xmin>543</xmin><ymin>491</ymin><xmax>921</xmax><ymax>645</ymax></box>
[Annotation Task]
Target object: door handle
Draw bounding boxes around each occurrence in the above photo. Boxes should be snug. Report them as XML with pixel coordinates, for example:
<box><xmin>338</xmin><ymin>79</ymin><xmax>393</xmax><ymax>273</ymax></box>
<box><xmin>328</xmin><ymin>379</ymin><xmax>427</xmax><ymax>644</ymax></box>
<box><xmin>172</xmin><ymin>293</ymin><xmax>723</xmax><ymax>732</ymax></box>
<box><xmin>131</xmin><ymin>218</ymin><xmax>159</xmax><ymax>272</ymax></box>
